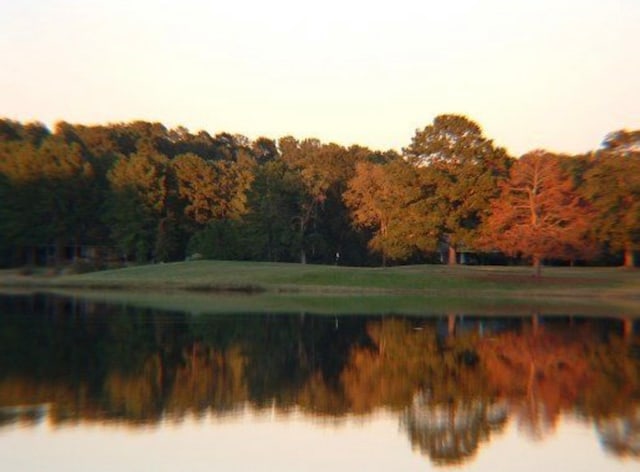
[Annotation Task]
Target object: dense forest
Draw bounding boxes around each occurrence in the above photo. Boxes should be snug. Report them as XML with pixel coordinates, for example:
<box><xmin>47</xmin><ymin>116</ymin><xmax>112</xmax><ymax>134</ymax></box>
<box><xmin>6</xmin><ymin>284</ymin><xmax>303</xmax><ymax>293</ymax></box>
<box><xmin>0</xmin><ymin>114</ymin><xmax>638</xmax><ymax>269</ymax></box>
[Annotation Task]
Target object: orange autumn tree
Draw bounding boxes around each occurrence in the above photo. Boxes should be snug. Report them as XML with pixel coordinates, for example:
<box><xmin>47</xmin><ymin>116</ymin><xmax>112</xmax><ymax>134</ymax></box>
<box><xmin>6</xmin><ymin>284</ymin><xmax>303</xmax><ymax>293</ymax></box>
<box><xmin>483</xmin><ymin>150</ymin><xmax>593</xmax><ymax>276</ymax></box>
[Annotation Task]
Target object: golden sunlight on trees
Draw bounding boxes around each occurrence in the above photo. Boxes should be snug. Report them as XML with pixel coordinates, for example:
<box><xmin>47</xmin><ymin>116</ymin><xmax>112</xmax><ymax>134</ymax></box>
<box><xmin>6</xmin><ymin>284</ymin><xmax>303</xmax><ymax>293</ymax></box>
<box><xmin>171</xmin><ymin>152</ymin><xmax>253</xmax><ymax>224</ymax></box>
<box><xmin>0</xmin><ymin>117</ymin><xmax>638</xmax><ymax>268</ymax></box>
<box><xmin>483</xmin><ymin>150</ymin><xmax>594</xmax><ymax>276</ymax></box>
<box><xmin>172</xmin><ymin>153</ymin><xmax>223</xmax><ymax>225</ymax></box>
<box><xmin>404</xmin><ymin>114</ymin><xmax>512</xmax><ymax>264</ymax></box>
<box><xmin>344</xmin><ymin>159</ymin><xmax>438</xmax><ymax>264</ymax></box>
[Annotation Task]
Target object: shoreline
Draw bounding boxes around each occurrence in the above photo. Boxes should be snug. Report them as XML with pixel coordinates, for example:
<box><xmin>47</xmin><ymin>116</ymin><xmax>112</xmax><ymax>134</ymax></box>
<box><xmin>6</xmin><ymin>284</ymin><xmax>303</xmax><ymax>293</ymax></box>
<box><xmin>1</xmin><ymin>261</ymin><xmax>638</xmax><ymax>316</ymax></box>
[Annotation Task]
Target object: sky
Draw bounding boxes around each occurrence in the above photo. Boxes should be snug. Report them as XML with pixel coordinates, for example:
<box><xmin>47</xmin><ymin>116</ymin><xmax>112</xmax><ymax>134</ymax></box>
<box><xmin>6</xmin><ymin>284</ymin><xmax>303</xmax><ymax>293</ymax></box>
<box><xmin>1</xmin><ymin>0</ymin><xmax>639</xmax><ymax>156</ymax></box>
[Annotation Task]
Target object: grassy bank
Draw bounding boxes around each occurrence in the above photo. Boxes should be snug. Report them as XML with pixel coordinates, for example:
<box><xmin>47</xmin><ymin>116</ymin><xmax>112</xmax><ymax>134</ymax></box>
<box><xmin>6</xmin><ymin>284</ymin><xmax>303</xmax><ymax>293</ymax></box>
<box><xmin>0</xmin><ymin>260</ymin><xmax>638</xmax><ymax>315</ymax></box>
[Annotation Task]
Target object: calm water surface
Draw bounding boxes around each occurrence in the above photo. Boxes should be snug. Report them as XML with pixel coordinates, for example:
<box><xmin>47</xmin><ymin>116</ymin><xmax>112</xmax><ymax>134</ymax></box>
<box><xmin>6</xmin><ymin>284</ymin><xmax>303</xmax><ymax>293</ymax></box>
<box><xmin>0</xmin><ymin>294</ymin><xmax>638</xmax><ymax>471</ymax></box>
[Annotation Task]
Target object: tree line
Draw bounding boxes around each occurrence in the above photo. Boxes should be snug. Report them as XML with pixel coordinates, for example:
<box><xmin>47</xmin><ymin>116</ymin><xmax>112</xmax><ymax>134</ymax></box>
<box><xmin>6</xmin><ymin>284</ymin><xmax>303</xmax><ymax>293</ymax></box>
<box><xmin>0</xmin><ymin>114</ymin><xmax>638</xmax><ymax>269</ymax></box>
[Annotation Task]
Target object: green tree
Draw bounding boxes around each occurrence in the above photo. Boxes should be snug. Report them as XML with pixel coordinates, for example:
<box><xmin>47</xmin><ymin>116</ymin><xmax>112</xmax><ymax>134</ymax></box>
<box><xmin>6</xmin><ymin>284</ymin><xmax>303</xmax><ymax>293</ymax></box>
<box><xmin>278</xmin><ymin>137</ymin><xmax>344</xmax><ymax>263</ymax></box>
<box><xmin>403</xmin><ymin>115</ymin><xmax>511</xmax><ymax>264</ymax></box>
<box><xmin>241</xmin><ymin>156</ymin><xmax>300</xmax><ymax>262</ymax></box>
<box><xmin>344</xmin><ymin>158</ymin><xmax>438</xmax><ymax>265</ymax></box>
<box><xmin>0</xmin><ymin>137</ymin><xmax>96</xmax><ymax>265</ymax></box>
<box><xmin>241</xmin><ymin>140</ymin><xmax>377</xmax><ymax>264</ymax></box>
<box><xmin>106</xmin><ymin>151</ymin><xmax>169</xmax><ymax>262</ymax></box>
<box><xmin>581</xmin><ymin>130</ymin><xmax>640</xmax><ymax>267</ymax></box>
<box><xmin>0</xmin><ymin>141</ymin><xmax>45</xmax><ymax>264</ymax></box>
<box><xmin>300</xmin><ymin>142</ymin><xmax>367</xmax><ymax>264</ymax></box>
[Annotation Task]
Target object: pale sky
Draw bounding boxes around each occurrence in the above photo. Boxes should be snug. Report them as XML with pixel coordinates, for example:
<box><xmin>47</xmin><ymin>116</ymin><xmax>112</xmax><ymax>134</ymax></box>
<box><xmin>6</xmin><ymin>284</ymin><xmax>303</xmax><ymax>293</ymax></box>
<box><xmin>1</xmin><ymin>0</ymin><xmax>639</xmax><ymax>156</ymax></box>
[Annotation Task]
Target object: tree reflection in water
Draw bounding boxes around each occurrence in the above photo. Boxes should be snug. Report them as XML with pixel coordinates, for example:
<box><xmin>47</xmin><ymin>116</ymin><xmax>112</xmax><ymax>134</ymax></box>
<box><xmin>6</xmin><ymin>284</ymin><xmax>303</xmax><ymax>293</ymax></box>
<box><xmin>597</xmin><ymin>407</ymin><xmax>640</xmax><ymax>457</ymax></box>
<box><xmin>402</xmin><ymin>394</ymin><xmax>508</xmax><ymax>466</ymax></box>
<box><xmin>0</xmin><ymin>294</ymin><xmax>638</xmax><ymax>466</ymax></box>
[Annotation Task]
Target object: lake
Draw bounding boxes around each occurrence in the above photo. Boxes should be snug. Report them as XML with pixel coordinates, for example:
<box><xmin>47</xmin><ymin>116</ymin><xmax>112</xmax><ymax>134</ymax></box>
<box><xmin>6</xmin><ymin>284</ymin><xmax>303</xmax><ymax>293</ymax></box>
<box><xmin>0</xmin><ymin>293</ymin><xmax>638</xmax><ymax>471</ymax></box>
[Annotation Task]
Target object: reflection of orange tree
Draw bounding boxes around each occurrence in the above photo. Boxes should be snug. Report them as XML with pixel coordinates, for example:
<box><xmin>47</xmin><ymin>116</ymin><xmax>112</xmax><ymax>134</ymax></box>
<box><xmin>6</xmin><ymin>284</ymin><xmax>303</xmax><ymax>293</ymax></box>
<box><xmin>478</xmin><ymin>323</ymin><xmax>640</xmax><ymax>441</ymax></box>
<box><xmin>479</xmin><ymin>325</ymin><xmax>593</xmax><ymax>437</ymax></box>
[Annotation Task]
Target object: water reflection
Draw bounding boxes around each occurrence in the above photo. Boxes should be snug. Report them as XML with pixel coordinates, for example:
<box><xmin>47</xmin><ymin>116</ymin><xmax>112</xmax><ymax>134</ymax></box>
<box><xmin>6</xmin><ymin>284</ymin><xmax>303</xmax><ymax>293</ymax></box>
<box><xmin>0</xmin><ymin>294</ymin><xmax>638</xmax><ymax>468</ymax></box>
<box><xmin>402</xmin><ymin>395</ymin><xmax>508</xmax><ymax>466</ymax></box>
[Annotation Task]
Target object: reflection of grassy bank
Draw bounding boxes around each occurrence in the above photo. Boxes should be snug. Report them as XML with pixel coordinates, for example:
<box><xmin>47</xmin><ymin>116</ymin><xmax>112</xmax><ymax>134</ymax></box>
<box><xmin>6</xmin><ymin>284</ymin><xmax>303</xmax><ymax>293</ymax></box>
<box><xmin>0</xmin><ymin>261</ymin><xmax>639</xmax><ymax>315</ymax></box>
<box><xmin>37</xmin><ymin>289</ymin><xmax>639</xmax><ymax>317</ymax></box>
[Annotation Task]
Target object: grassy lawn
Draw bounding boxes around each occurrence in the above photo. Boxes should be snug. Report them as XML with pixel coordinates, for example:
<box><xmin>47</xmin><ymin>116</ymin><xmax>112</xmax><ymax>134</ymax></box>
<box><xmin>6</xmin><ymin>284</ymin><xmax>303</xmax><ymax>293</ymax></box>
<box><xmin>0</xmin><ymin>260</ymin><xmax>638</xmax><ymax>315</ymax></box>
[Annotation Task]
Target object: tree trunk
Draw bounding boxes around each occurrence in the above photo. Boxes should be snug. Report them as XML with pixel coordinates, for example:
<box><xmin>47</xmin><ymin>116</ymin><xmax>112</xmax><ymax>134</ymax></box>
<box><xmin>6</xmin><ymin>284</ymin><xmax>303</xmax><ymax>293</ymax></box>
<box><xmin>531</xmin><ymin>314</ymin><xmax>540</xmax><ymax>335</ymax></box>
<box><xmin>74</xmin><ymin>241</ymin><xmax>81</xmax><ymax>262</ymax></box>
<box><xmin>299</xmin><ymin>217</ymin><xmax>307</xmax><ymax>264</ymax></box>
<box><xmin>447</xmin><ymin>314</ymin><xmax>456</xmax><ymax>337</ymax></box>
<box><xmin>624</xmin><ymin>246</ymin><xmax>636</xmax><ymax>268</ymax></box>
<box><xmin>266</xmin><ymin>228</ymin><xmax>273</xmax><ymax>262</ymax></box>
<box><xmin>533</xmin><ymin>256</ymin><xmax>542</xmax><ymax>278</ymax></box>
<box><xmin>448</xmin><ymin>245</ymin><xmax>457</xmax><ymax>265</ymax></box>
<box><xmin>26</xmin><ymin>246</ymin><xmax>36</xmax><ymax>267</ymax></box>
<box><xmin>55</xmin><ymin>238</ymin><xmax>65</xmax><ymax>268</ymax></box>
<box><xmin>623</xmin><ymin>317</ymin><xmax>633</xmax><ymax>341</ymax></box>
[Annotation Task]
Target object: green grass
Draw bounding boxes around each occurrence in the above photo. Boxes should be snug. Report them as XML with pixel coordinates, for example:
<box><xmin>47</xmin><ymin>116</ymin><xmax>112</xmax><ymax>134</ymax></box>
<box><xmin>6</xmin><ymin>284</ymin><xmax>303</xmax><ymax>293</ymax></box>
<box><xmin>1</xmin><ymin>260</ymin><xmax>638</xmax><ymax>315</ymax></box>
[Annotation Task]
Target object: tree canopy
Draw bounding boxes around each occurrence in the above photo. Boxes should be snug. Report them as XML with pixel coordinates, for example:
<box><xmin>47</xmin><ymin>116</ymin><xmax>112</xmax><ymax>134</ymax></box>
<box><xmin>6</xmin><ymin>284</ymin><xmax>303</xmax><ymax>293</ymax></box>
<box><xmin>403</xmin><ymin>114</ymin><xmax>512</xmax><ymax>263</ymax></box>
<box><xmin>581</xmin><ymin>132</ymin><xmax>640</xmax><ymax>267</ymax></box>
<box><xmin>0</xmin><ymin>116</ymin><xmax>637</xmax><ymax>269</ymax></box>
<box><xmin>344</xmin><ymin>158</ymin><xmax>437</xmax><ymax>264</ymax></box>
